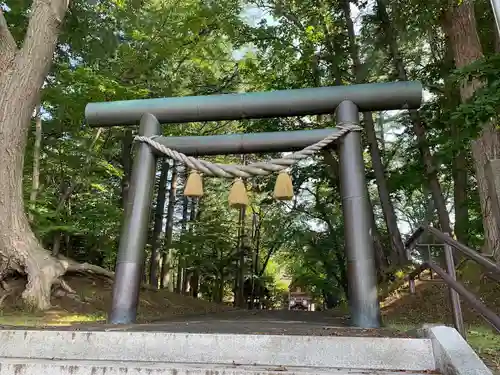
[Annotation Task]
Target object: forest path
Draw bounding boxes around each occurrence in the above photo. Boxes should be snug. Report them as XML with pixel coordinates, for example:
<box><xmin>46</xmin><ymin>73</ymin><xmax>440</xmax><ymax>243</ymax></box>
<box><xmin>23</xmin><ymin>309</ymin><xmax>415</xmax><ymax>337</ymax></box>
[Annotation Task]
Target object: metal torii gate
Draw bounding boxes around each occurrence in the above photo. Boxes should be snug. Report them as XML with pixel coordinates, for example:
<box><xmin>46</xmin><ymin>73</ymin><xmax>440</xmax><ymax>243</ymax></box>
<box><xmin>85</xmin><ymin>81</ymin><xmax>423</xmax><ymax>328</ymax></box>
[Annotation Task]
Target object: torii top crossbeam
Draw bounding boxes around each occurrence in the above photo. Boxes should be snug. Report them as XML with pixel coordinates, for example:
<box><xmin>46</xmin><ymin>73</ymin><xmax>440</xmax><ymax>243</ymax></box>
<box><xmin>85</xmin><ymin>81</ymin><xmax>422</xmax><ymax>126</ymax></box>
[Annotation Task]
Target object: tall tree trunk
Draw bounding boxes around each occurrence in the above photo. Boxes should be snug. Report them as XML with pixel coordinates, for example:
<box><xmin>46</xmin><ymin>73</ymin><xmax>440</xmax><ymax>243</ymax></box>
<box><xmin>182</xmin><ymin>198</ymin><xmax>197</xmax><ymax>294</ymax></box>
<box><xmin>368</xmin><ymin>198</ymin><xmax>392</xmax><ymax>271</ymax></box>
<box><xmin>175</xmin><ymin>192</ymin><xmax>189</xmax><ymax>293</ymax></box>
<box><xmin>250</xmin><ymin>211</ymin><xmax>261</xmax><ymax>309</ymax></box>
<box><xmin>216</xmin><ymin>271</ymin><xmax>224</xmax><ymax>303</ymax></box>
<box><xmin>471</xmin><ymin>130</ymin><xmax>500</xmax><ymax>257</ymax></box>
<box><xmin>233</xmin><ymin>206</ymin><xmax>243</xmax><ymax>306</ymax></box>
<box><xmin>189</xmin><ymin>200</ymin><xmax>203</xmax><ymax>298</ymax></box>
<box><xmin>443</xmin><ymin>0</ymin><xmax>500</xmax><ymax>259</ymax></box>
<box><xmin>342</xmin><ymin>0</ymin><xmax>406</xmax><ymax>264</ymax></box>
<box><xmin>189</xmin><ymin>273</ymin><xmax>200</xmax><ymax>298</ymax></box>
<box><xmin>161</xmin><ymin>161</ymin><xmax>177</xmax><ymax>290</ymax></box>
<box><xmin>442</xmin><ymin>37</ymin><xmax>469</xmax><ymax>245</ymax></box>
<box><xmin>237</xmin><ymin>207</ymin><xmax>246</xmax><ymax>308</ymax></box>
<box><xmin>322</xmin><ymin>149</ymin><xmax>389</xmax><ymax>270</ymax></box>
<box><xmin>28</xmin><ymin>104</ymin><xmax>42</xmax><ymax>221</ymax></box>
<box><xmin>0</xmin><ymin>1</ymin><xmax>69</xmax><ymax>310</ymax></box>
<box><xmin>376</xmin><ymin>0</ymin><xmax>453</xmax><ymax>236</ymax></box>
<box><xmin>149</xmin><ymin>159</ymin><xmax>170</xmax><ymax>288</ymax></box>
<box><xmin>51</xmin><ymin>178</ymin><xmax>67</xmax><ymax>257</ymax></box>
<box><xmin>377</xmin><ymin>114</ymin><xmax>386</xmax><ymax>156</ymax></box>
<box><xmin>121</xmin><ymin>129</ymin><xmax>133</xmax><ymax>207</ymax></box>
<box><xmin>451</xmin><ymin>130</ymin><xmax>468</xmax><ymax>245</ymax></box>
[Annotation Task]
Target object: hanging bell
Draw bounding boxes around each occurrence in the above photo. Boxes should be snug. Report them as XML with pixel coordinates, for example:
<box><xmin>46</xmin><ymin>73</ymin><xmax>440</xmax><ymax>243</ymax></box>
<box><xmin>228</xmin><ymin>178</ymin><xmax>249</xmax><ymax>208</ymax></box>
<box><xmin>273</xmin><ymin>171</ymin><xmax>294</xmax><ymax>200</ymax></box>
<box><xmin>184</xmin><ymin>170</ymin><xmax>204</xmax><ymax>197</ymax></box>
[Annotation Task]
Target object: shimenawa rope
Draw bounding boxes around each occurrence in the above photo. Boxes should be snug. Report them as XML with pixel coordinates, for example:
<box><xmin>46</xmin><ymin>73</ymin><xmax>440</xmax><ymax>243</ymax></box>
<box><xmin>133</xmin><ymin>122</ymin><xmax>361</xmax><ymax>179</ymax></box>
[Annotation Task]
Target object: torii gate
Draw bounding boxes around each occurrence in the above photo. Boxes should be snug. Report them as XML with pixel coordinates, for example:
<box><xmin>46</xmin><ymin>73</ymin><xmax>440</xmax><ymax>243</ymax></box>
<box><xmin>85</xmin><ymin>81</ymin><xmax>422</xmax><ymax>328</ymax></box>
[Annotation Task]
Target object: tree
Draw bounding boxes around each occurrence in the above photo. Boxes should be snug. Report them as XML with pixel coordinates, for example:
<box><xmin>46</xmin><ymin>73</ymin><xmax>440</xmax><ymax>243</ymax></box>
<box><xmin>443</xmin><ymin>0</ymin><xmax>500</xmax><ymax>259</ymax></box>
<box><xmin>341</xmin><ymin>0</ymin><xmax>405</xmax><ymax>265</ymax></box>
<box><xmin>0</xmin><ymin>0</ymin><xmax>71</xmax><ymax>309</ymax></box>
<box><xmin>0</xmin><ymin>0</ymin><xmax>245</xmax><ymax>310</ymax></box>
<box><xmin>372</xmin><ymin>0</ymin><xmax>453</xmax><ymax>238</ymax></box>
<box><xmin>149</xmin><ymin>159</ymin><xmax>170</xmax><ymax>288</ymax></box>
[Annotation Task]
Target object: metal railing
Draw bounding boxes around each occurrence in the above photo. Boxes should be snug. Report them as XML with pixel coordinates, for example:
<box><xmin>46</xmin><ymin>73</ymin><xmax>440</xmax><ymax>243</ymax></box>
<box><xmin>404</xmin><ymin>226</ymin><xmax>500</xmax><ymax>336</ymax></box>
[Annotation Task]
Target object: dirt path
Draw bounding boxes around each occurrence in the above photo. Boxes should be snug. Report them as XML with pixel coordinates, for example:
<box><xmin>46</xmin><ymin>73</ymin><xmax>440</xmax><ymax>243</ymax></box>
<box><xmin>11</xmin><ymin>309</ymin><xmax>416</xmax><ymax>338</ymax></box>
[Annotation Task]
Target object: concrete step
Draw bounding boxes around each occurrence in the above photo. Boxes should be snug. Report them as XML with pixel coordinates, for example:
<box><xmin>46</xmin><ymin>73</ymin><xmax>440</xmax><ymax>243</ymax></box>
<box><xmin>0</xmin><ymin>329</ymin><xmax>435</xmax><ymax>370</ymax></box>
<box><xmin>0</xmin><ymin>325</ymin><xmax>492</xmax><ymax>375</ymax></box>
<box><xmin>0</xmin><ymin>359</ymin><xmax>438</xmax><ymax>375</ymax></box>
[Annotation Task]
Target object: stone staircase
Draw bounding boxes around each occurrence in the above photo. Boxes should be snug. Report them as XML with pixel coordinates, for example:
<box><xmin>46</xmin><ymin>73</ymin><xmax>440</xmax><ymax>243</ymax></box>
<box><xmin>0</xmin><ymin>325</ymin><xmax>492</xmax><ymax>375</ymax></box>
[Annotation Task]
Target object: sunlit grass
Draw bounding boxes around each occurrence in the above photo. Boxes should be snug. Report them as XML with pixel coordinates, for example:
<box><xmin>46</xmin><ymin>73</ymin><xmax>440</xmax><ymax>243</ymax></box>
<box><xmin>467</xmin><ymin>326</ymin><xmax>500</xmax><ymax>368</ymax></box>
<box><xmin>0</xmin><ymin>312</ymin><xmax>45</xmax><ymax>327</ymax></box>
<box><xmin>0</xmin><ymin>311</ymin><xmax>105</xmax><ymax>327</ymax></box>
<box><xmin>48</xmin><ymin>313</ymin><xmax>106</xmax><ymax>325</ymax></box>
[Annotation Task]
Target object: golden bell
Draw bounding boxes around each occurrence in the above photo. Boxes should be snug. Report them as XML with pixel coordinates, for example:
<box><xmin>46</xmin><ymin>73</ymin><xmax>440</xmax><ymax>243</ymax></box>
<box><xmin>273</xmin><ymin>171</ymin><xmax>294</xmax><ymax>200</ymax></box>
<box><xmin>228</xmin><ymin>178</ymin><xmax>249</xmax><ymax>208</ymax></box>
<box><xmin>184</xmin><ymin>170</ymin><xmax>203</xmax><ymax>197</ymax></box>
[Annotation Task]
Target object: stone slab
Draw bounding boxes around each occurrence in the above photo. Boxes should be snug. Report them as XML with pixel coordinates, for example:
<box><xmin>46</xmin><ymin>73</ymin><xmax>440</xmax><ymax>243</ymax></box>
<box><xmin>0</xmin><ymin>329</ymin><xmax>436</xmax><ymax>371</ymax></box>
<box><xmin>425</xmin><ymin>325</ymin><xmax>493</xmax><ymax>375</ymax></box>
<box><xmin>0</xmin><ymin>358</ymin><xmax>438</xmax><ymax>375</ymax></box>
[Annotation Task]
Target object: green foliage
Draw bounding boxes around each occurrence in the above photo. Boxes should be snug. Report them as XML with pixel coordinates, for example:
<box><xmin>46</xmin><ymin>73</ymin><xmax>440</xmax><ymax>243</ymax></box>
<box><xmin>7</xmin><ymin>0</ymin><xmax>500</xmax><ymax>305</ymax></box>
<box><xmin>451</xmin><ymin>54</ymin><xmax>500</xmax><ymax>127</ymax></box>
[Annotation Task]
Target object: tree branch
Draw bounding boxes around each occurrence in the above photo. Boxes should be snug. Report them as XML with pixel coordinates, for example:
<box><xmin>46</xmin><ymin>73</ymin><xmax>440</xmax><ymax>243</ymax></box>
<box><xmin>259</xmin><ymin>243</ymin><xmax>281</xmax><ymax>277</ymax></box>
<box><xmin>55</xmin><ymin>278</ymin><xmax>76</xmax><ymax>294</ymax></box>
<box><xmin>0</xmin><ymin>8</ymin><xmax>16</xmax><ymax>71</ymax></box>
<box><xmin>258</xmin><ymin>222</ymin><xmax>295</xmax><ymax>276</ymax></box>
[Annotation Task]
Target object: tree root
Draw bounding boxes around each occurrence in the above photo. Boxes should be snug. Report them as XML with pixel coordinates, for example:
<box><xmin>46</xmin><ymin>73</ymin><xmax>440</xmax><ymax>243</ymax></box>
<box><xmin>0</xmin><ymin>290</ymin><xmax>15</xmax><ymax>307</ymax></box>
<box><xmin>55</xmin><ymin>278</ymin><xmax>76</xmax><ymax>294</ymax></box>
<box><xmin>0</xmin><ymin>188</ymin><xmax>136</xmax><ymax>310</ymax></box>
<box><xmin>22</xmin><ymin>254</ymin><xmax>67</xmax><ymax>311</ymax></box>
<box><xmin>0</xmin><ymin>278</ymin><xmax>26</xmax><ymax>307</ymax></box>
<box><xmin>63</xmin><ymin>259</ymin><xmax>115</xmax><ymax>279</ymax></box>
<box><xmin>0</xmin><ymin>245</ymin><xmax>157</xmax><ymax>312</ymax></box>
<box><xmin>58</xmin><ymin>255</ymin><xmax>158</xmax><ymax>291</ymax></box>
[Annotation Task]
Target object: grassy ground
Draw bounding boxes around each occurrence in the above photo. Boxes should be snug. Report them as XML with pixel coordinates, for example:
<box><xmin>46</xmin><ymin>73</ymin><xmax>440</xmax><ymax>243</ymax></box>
<box><xmin>0</xmin><ymin>274</ymin><xmax>234</xmax><ymax>326</ymax></box>
<box><xmin>381</xmin><ymin>271</ymin><xmax>500</xmax><ymax>374</ymax></box>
